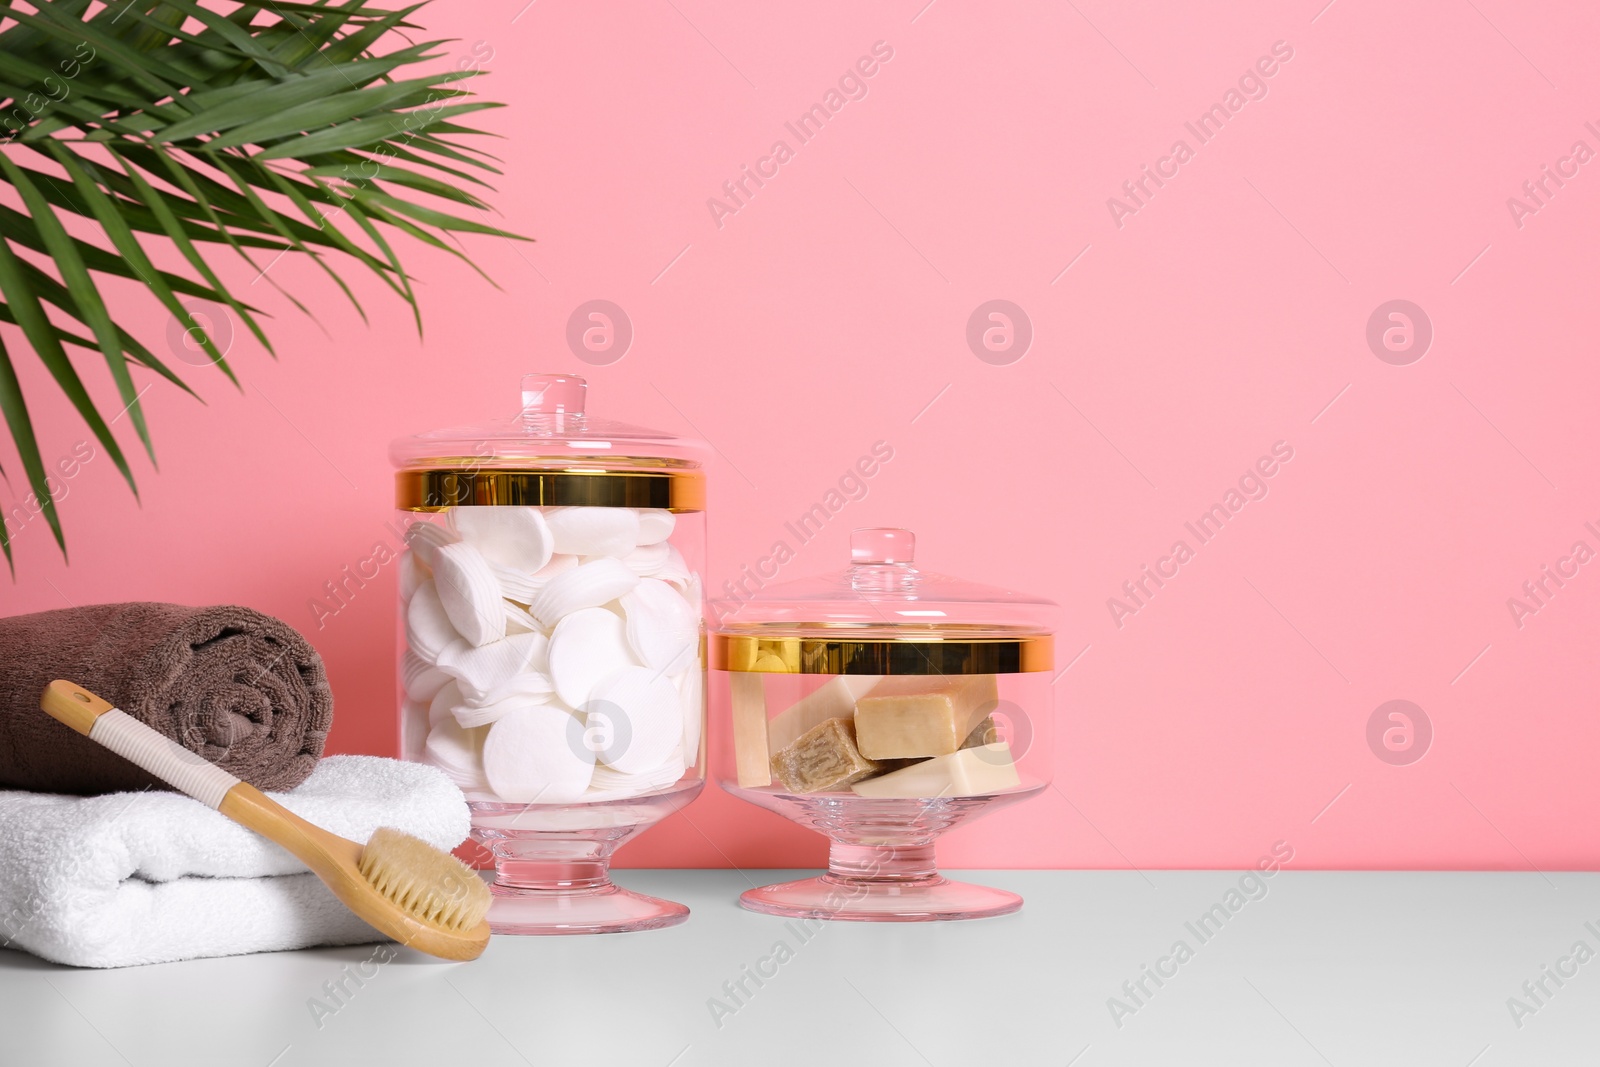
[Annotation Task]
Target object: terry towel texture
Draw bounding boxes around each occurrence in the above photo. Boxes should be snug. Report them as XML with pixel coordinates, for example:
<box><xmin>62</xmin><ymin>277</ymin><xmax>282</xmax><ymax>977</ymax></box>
<box><xmin>0</xmin><ymin>756</ymin><xmax>471</xmax><ymax>968</ymax></box>
<box><xmin>0</xmin><ymin>602</ymin><xmax>332</xmax><ymax>794</ymax></box>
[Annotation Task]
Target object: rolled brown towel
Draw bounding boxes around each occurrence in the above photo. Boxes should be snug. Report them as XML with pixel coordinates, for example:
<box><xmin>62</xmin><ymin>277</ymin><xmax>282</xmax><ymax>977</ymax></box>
<box><xmin>0</xmin><ymin>603</ymin><xmax>333</xmax><ymax>795</ymax></box>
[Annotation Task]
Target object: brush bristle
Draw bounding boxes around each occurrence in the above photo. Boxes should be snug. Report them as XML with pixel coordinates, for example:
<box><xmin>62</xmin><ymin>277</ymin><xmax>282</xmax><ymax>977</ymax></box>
<box><xmin>357</xmin><ymin>828</ymin><xmax>491</xmax><ymax>932</ymax></box>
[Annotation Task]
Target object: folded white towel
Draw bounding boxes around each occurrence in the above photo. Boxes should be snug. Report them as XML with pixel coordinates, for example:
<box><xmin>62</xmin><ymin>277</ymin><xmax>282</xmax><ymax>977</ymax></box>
<box><xmin>0</xmin><ymin>755</ymin><xmax>472</xmax><ymax>968</ymax></box>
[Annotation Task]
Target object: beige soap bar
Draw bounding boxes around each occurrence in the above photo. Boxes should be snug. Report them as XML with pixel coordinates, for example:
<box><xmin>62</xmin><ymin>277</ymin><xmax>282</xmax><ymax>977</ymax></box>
<box><xmin>850</xmin><ymin>742</ymin><xmax>1021</xmax><ymax>798</ymax></box>
<box><xmin>768</xmin><ymin>675</ymin><xmax>882</xmax><ymax>755</ymax></box>
<box><xmin>853</xmin><ymin>674</ymin><xmax>999</xmax><ymax>760</ymax></box>
<box><xmin>730</xmin><ymin>673</ymin><xmax>771</xmax><ymax>787</ymax></box>
<box><xmin>771</xmin><ymin>717</ymin><xmax>882</xmax><ymax>793</ymax></box>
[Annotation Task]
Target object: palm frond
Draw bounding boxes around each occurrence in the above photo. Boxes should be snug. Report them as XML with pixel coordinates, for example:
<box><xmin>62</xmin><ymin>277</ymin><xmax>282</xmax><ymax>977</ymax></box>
<box><xmin>0</xmin><ymin>0</ymin><xmax>526</xmax><ymax>573</ymax></box>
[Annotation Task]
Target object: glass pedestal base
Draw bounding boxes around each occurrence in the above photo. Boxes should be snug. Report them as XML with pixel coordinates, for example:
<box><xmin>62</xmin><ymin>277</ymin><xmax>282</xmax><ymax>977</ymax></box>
<box><xmin>727</xmin><ymin>783</ymin><xmax>1044</xmax><ymax>923</ymax></box>
<box><xmin>489</xmin><ymin>881</ymin><xmax>688</xmax><ymax>935</ymax></box>
<box><xmin>469</xmin><ymin>780</ymin><xmax>700</xmax><ymax>936</ymax></box>
<box><xmin>740</xmin><ymin>872</ymin><xmax>1021</xmax><ymax>922</ymax></box>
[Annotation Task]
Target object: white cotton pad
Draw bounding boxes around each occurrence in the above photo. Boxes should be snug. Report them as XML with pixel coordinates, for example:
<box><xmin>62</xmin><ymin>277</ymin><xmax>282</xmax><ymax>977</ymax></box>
<box><xmin>399</xmin><ymin>550</ymin><xmax>430</xmax><ymax>601</ymax></box>
<box><xmin>461</xmin><ymin>669</ymin><xmax>555</xmax><ymax>710</ymax></box>
<box><xmin>635</xmin><ymin>508</ymin><xmax>676</xmax><ymax>546</ymax></box>
<box><xmin>452</xmin><ymin>688</ymin><xmax>540</xmax><ymax>730</ymax></box>
<box><xmin>402</xmin><ymin>650</ymin><xmax>451</xmax><ymax>702</ymax></box>
<box><xmin>546</xmin><ymin>507</ymin><xmax>641</xmax><ymax>558</ymax></box>
<box><xmin>547</xmin><ymin>607</ymin><xmax>636</xmax><ymax>708</ymax></box>
<box><xmin>423</xmin><ymin>717</ymin><xmax>488</xmax><ymax>791</ymax></box>
<box><xmin>619</xmin><ymin>542</ymin><xmax>671</xmax><ymax>576</ymax></box>
<box><xmin>496</xmin><ymin>553</ymin><xmax>579</xmax><ymax>603</ymax></box>
<box><xmin>437</xmin><ymin>631</ymin><xmax>547</xmax><ymax>699</ymax></box>
<box><xmin>428</xmin><ymin>680</ymin><xmax>464</xmax><ymax>727</ymax></box>
<box><xmin>405</xmin><ymin>520</ymin><xmax>457</xmax><ymax>567</ymax></box>
<box><xmin>652</xmin><ymin>544</ymin><xmax>691</xmax><ymax>588</ymax></box>
<box><xmin>584</xmin><ymin>757</ymin><xmax>684</xmax><ymax>801</ymax></box>
<box><xmin>504</xmin><ymin>601</ymin><xmax>541</xmax><ymax>635</ymax></box>
<box><xmin>449</xmin><ymin>505</ymin><xmax>554</xmax><ymax>573</ymax></box>
<box><xmin>405</xmin><ymin>580</ymin><xmax>457</xmax><ymax>663</ymax></box>
<box><xmin>528</xmin><ymin>557</ymin><xmax>640</xmax><ymax>627</ymax></box>
<box><xmin>587</xmin><ymin>666</ymin><xmax>682</xmax><ymax>775</ymax></box>
<box><xmin>675</xmin><ymin>667</ymin><xmax>703</xmax><ymax>766</ymax></box>
<box><xmin>620</xmin><ymin>578</ymin><xmax>700</xmax><ymax>674</ymax></box>
<box><xmin>432</xmin><ymin>541</ymin><xmax>506</xmax><ymax>647</ymax></box>
<box><xmin>483</xmin><ymin>704</ymin><xmax>595</xmax><ymax>803</ymax></box>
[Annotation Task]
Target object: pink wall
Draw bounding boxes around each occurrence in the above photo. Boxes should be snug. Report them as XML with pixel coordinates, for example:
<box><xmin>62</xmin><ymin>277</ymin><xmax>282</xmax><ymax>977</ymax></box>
<box><xmin>5</xmin><ymin>0</ymin><xmax>1599</xmax><ymax>871</ymax></box>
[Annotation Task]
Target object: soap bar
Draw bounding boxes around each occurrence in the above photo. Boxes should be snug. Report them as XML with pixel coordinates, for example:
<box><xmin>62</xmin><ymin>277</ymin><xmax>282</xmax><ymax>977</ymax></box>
<box><xmin>771</xmin><ymin>717</ymin><xmax>882</xmax><ymax>793</ymax></box>
<box><xmin>768</xmin><ymin>675</ymin><xmax>882</xmax><ymax>755</ymax></box>
<box><xmin>853</xmin><ymin>674</ymin><xmax>999</xmax><ymax>760</ymax></box>
<box><xmin>962</xmin><ymin>716</ymin><xmax>998</xmax><ymax>749</ymax></box>
<box><xmin>850</xmin><ymin>742</ymin><xmax>1020</xmax><ymax>798</ymax></box>
<box><xmin>730</xmin><ymin>673</ymin><xmax>772</xmax><ymax>787</ymax></box>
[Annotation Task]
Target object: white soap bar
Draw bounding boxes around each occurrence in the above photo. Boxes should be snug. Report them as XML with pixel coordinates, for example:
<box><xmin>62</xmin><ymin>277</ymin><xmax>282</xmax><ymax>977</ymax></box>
<box><xmin>483</xmin><ymin>704</ymin><xmax>594</xmax><ymax>803</ymax></box>
<box><xmin>850</xmin><ymin>743</ymin><xmax>1021</xmax><ymax>798</ymax></box>
<box><xmin>547</xmin><ymin>607</ymin><xmax>636</xmax><ymax>708</ymax></box>
<box><xmin>769</xmin><ymin>676</ymin><xmax>882</xmax><ymax>754</ymax></box>
<box><xmin>432</xmin><ymin>541</ymin><xmax>506</xmax><ymax>647</ymax></box>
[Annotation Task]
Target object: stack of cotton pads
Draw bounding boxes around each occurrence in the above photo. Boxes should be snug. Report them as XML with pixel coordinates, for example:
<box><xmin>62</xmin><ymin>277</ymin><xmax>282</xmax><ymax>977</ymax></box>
<box><xmin>400</xmin><ymin>506</ymin><xmax>701</xmax><ymax>804</ymax></box>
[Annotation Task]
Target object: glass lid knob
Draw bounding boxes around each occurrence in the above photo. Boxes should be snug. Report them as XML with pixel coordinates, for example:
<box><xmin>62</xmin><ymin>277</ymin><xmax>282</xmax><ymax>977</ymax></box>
<box><xmin>851</xmin><ymin>528</ymin><xmax>915</xmax><ymax>565</ymax></box>
<box><xmin>521</xmin><ymin>373</ymin><xmax>587</xmax><ymax>416</ymax></box>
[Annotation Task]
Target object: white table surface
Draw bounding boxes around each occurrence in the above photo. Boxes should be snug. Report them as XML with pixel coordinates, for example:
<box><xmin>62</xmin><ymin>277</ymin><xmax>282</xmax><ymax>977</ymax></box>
<box><xmin>2</xmin><ymin>869</ymin><xmax>1595</xmax><ymax>1066</ymax></box>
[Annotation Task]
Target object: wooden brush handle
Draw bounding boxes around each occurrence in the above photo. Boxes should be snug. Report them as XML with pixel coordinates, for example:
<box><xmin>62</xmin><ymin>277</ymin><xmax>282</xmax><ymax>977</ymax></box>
<box><xmin>40</xmin><ymin>679</ymin><xmax>241</xmax><ymax>809</ymax></box>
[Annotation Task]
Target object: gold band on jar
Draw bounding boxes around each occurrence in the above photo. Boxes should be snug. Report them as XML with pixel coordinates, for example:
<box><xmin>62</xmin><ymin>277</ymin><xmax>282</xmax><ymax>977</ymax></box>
<box><xmin>397</xmin><ymin>468</ymin><xmax>706</xmax><ymax>512</ymax></box>
<box><xmin>711</xmin><ymin>633</ymin><xmax>1053</xmax><ymax>675</ymax></box>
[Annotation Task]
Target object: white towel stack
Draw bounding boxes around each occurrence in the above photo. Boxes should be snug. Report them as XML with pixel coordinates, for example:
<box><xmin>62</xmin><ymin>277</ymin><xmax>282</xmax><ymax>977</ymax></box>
<box><xmin>0</xmin><ymin>755</ymin><xmax>472</xmax><ymax>968</ymax></box>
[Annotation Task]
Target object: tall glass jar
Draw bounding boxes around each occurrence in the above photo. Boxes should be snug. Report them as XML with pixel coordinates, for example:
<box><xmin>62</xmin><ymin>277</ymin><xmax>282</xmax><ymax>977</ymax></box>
<box><xmin>712</xmin><ymin>528</ymin><xmax>1054</xmax><ymax>921</ymax></box>
<box><xmin>393</xmin><ymin>373</ymin><xmax>706</xmax><ymax>934</ymax></box>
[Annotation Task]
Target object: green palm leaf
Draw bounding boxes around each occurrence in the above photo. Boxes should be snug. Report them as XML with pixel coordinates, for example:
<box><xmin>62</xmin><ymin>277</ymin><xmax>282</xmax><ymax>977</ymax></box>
<box><xmin>0</xmin><ymin>0</ymin><xmax>527</xmax><ymax>572</ymax></box>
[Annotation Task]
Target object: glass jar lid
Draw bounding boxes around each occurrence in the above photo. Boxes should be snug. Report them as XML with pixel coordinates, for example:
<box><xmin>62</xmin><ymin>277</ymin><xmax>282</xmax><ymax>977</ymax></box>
<box><xmin>711</xmin><ymin>528</ymin><xmax>1055</xmax><ymax>674</ymax></box>
<box><xmin>392</xmin><ymin>373</ymin><xmax>705</xmax><ymax>512</ymax></box>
